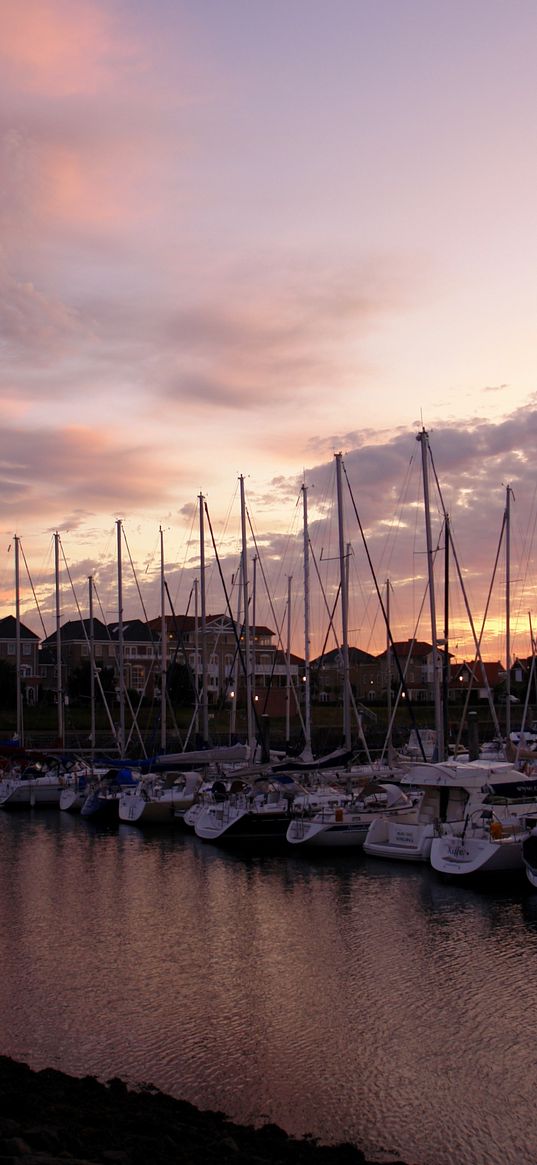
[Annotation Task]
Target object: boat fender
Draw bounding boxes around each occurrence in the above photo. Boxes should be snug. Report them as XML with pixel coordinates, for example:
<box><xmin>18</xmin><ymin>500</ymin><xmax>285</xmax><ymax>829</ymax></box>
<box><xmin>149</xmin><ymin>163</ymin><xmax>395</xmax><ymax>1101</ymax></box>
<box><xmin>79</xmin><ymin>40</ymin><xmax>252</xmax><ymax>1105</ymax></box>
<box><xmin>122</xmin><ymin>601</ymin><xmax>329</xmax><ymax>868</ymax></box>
<box><xmin>490</xmin><ymin>820</ymin><xmax>503</xmax><ymax>840</ymax></box>
<box><xmin>335</xmin><ymin>807</ymin><xmax>344</xmax><ymax>822</ymax></box>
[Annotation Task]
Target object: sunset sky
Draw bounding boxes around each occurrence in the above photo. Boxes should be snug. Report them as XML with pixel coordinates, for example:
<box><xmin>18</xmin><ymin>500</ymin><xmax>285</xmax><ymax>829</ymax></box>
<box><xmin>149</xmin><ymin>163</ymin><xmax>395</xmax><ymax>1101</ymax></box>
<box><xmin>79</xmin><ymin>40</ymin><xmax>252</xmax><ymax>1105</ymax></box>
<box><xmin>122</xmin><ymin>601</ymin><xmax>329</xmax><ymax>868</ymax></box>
<box><xmin>2</xmin><ymin>0</ymin><xmax>537</xmax><ymax>663</ymax></box>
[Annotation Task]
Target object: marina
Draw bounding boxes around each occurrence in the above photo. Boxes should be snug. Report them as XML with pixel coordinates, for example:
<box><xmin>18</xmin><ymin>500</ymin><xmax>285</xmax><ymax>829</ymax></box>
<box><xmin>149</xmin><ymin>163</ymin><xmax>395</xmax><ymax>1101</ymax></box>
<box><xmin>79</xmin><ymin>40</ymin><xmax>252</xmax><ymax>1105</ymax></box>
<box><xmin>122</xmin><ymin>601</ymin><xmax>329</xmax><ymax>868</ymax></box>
<box><xmin>1</xmin><ymin>806</ymin><xmax>537</xmax><ymax>1165</ymax></box>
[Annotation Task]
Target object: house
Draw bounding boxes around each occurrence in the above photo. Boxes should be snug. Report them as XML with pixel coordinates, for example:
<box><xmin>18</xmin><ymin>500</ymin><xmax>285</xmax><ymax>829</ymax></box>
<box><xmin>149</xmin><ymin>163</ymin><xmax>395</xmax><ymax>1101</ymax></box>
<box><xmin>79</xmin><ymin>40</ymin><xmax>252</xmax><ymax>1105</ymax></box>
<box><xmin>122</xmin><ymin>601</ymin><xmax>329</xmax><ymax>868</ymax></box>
<box><xmin>147</xmin><ymin>612</ymin><xmax>302</xmax><ymax>710</ymax></box>
<box><xmin>451</xmin><ymin>659</ymin><xmax>504</xmax><ymax>701</ymax></box>
<box><xmin>0</xmin><ymin>615</ymin><xmax>40</xmax><ymax>704</ymax></box>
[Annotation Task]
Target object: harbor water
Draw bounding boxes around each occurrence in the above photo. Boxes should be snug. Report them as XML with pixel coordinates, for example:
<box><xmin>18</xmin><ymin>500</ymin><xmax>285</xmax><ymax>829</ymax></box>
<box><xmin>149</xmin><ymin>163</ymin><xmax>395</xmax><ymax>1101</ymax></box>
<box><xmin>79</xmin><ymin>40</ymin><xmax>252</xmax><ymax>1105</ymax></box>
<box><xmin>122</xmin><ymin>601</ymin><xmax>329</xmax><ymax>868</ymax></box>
<box><xmin>0</xmin><ymin>808</ymin><xmax>536</xmax><ymax>1165</ymax></box>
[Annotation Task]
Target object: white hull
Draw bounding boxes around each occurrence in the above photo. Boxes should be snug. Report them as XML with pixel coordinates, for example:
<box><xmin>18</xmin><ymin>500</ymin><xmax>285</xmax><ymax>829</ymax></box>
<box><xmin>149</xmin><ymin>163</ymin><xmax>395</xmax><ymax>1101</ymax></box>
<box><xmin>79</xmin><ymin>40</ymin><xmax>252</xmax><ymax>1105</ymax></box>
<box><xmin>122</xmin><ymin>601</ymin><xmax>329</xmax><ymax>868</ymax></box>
<box><xmin>119</xmin><ymin>791</ymin><xmax>192</xmax><ymax>825</ymax></box>
<box><xmin>59</xmin><ymin>787</ymin><xmax>85</xmax><ymax>813</ymax></box>
<box><xmin>364</xmin><ymin>818</ymin><xmax>435</xmax><ymax>862</ymax></box>
<box><xmin>287</xmin><ymin>816</ymin><xmax>369</xmax><ymax>848</ymax></box>
<box><xmin>287</xmin><ymin>783</ymin><xmax>418</xmax><ymax>850</ymax></box>
<box><xmin>119</xmin><ymin>771</ymin><xmax>201</xmax><ymax>826</ymax></box>
<box><xmin>0</xmin><ymin>777</ymin><xmax>63</xmax><ymax>807</ymax></box>
<box><xmin>194</xmin><ymin>799</ymin><xmax>289</xmax><ymax>844</ymax></box>
<box><xmin>430</xmin><ymin>832</ymin><xmax>526</xmax><ymax>876</ymax></box>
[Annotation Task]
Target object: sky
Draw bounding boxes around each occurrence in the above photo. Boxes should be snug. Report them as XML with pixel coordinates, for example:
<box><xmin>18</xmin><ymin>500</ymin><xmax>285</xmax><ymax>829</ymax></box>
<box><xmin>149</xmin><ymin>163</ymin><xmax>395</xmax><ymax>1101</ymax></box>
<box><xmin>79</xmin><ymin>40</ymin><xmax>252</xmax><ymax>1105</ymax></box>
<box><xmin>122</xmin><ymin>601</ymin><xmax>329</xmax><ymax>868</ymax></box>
<box><xmin>2</xmin><ymin>0</ymin><xmax>537</xmax><ymax>664</ymax></box>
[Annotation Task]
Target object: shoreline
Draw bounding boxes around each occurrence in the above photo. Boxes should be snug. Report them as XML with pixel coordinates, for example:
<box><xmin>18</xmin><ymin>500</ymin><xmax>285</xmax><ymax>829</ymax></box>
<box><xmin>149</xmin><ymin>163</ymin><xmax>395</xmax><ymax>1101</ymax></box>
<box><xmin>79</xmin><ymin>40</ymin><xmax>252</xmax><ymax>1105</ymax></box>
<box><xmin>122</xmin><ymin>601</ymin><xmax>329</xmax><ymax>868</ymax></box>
<box><xmin>0</xmin><ymin>1055</ymin><xmax>411</xmax><ymax>1164</ymax></box>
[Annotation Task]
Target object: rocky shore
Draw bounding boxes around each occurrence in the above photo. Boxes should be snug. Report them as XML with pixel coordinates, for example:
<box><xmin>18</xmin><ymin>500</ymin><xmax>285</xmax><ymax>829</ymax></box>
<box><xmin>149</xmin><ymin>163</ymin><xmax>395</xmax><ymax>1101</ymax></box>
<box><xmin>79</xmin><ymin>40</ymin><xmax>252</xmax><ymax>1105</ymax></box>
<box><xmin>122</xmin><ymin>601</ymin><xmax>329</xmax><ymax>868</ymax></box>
<box><xmin>0</xmin><ymin>1056</ymin><xmax>410</xmax><ymax>1165</ymax></box>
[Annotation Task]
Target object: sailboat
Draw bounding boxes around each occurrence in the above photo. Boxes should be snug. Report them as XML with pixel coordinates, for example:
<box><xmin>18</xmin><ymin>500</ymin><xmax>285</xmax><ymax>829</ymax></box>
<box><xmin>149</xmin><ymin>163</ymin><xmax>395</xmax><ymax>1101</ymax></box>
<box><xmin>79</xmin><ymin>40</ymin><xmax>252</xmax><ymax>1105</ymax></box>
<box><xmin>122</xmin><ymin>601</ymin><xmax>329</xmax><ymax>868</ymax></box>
<box><xmin>118</xmin><ymin>769</ymin><xmax>202</xmax><ymax>826</ymax></box>
<box><xmin>363</xmin><ymin>758</ymin><xmax>526</xmax><ymax>863</ymax></box>
<box><xmin>286</xmin><ymin>779</ymin><xmax>418</xmax><ymax>849</ymax></box>
<box><xmin>429</xmin><ymin>769</ymin><xmax>537</xmax><ymax>876</ymax></box>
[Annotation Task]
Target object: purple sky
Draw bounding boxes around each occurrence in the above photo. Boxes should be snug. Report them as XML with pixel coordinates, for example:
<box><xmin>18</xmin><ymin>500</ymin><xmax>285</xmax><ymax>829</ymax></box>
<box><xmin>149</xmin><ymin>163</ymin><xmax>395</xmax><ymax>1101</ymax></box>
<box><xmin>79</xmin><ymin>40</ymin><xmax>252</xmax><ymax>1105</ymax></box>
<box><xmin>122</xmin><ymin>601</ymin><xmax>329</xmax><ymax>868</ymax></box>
<box><xmin>2</xmin><ymin>0</ymin><xmax>537</xmax><ymax>661</ymax></box>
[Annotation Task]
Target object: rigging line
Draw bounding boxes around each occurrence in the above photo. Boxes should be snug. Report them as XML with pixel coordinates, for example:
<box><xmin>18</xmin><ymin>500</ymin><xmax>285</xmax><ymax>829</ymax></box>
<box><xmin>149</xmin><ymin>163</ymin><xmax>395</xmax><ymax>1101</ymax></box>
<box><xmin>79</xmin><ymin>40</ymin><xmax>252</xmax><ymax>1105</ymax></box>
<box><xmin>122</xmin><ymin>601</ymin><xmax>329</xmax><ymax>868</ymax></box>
<box><xmin>19</xmin><ymin>540</ymin><xmax>49</xmax><ymax>639</ymax></box>
<box><xmin>427</xmin><ymin>446</ymin><xmax>502</xmax><ymax>741</ymax></box>
<box><xmin>246</xmin><ymin>511</ymin><xmax>306</xmax><ymax>734</ymax></box>
<box><xmin>91</xmin><ymin>580</ymin><xmax>114</xmax><ymax>638</ymax></box>
<box><xmin>452</xmin><ymin>508</ymin><xmax>507</xmax><ymax>755</ymax></box>
<box><xmin>58</xmin><ymin>543</ymin><xmax>120</xmax><ymax>751</ymax></box>
<box><xmin>122</xmin><ymin>527</ymin><xmax>152</xmax><ymax>626</ymax></box>
<box><xmin>359</xmin><ymin>454</ymin><xmax>418</xmax><ymax>653</ymax></box>
<box><xmin>163</xmin><ymin>579</ymin><xmax>196</xmax><ymax>736</ymax></box>
<box><xmin>204</xmin><ymin>500</ymin><xmax>264</xmax><ymax>746</ymax></box>
<box><xmin>164</xmin><ymin>579</ymin><xmax>205</xmax><ymax>751</ymax></box>
<box><xmin>341</xmin><ymin>459</ymin><xmax>427</xmax><ymax>759</ymax></box>
<box><xmin>170</xmin><ymin>501</ymin><xmax>198</xmax><ymax>611</ymax></box>
<box><xmin>374</xmin><ymin>448</ymin><xmax>418</xmax><ymax>580</ymax></box>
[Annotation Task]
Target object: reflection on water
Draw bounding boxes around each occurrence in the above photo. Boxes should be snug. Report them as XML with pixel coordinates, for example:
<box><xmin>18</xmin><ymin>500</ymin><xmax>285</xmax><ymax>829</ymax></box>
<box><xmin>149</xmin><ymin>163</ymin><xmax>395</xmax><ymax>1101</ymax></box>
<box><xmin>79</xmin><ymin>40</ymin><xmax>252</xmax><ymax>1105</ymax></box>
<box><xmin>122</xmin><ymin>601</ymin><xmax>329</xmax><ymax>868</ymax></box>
<box><xmin>0</xmin><ymin>810</ymin><xmax>536</xmax><ymax>1165</ymax></box>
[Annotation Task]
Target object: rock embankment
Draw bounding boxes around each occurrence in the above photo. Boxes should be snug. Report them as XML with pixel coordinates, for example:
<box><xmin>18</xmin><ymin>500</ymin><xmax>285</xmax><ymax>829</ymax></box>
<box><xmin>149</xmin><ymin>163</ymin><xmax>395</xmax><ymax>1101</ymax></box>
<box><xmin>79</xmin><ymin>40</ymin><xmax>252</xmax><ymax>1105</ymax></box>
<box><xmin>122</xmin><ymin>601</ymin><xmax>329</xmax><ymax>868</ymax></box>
<box><xmin>0</xmin><ymin>1056</ymin><xmax>409</xmax><ymax>1165</ymax></box>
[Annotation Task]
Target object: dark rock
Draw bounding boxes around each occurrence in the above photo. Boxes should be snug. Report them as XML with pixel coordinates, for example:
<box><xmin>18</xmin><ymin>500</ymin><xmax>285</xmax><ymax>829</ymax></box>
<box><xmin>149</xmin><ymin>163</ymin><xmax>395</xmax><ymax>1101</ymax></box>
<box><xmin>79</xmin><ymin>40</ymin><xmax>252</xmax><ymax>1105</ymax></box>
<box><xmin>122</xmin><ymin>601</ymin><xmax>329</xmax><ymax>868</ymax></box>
<box><xmin>0</xmin><ymin>1056</ymin><xmax>412</xmax><ymax>1165</ymax></box>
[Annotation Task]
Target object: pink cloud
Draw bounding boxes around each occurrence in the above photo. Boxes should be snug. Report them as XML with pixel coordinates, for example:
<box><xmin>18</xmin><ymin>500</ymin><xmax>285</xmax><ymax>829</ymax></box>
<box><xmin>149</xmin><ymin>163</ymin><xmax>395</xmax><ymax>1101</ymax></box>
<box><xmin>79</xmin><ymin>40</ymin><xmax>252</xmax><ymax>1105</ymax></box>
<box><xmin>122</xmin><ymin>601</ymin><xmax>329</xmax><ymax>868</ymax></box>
<box><xmin>0</xmin><ymin>0</ymin><xmax>132</xmax><ymax>97</ymax></box>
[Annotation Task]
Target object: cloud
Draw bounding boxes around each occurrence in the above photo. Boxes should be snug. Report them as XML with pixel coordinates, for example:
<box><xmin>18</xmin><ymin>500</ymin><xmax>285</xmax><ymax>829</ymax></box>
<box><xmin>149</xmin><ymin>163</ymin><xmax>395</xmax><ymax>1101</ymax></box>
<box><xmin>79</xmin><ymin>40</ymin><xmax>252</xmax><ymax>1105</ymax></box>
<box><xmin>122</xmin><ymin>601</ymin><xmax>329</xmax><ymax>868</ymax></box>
<box><xmin>0</xmin><ymin>0</ymin><xmax>133</xmax><ymax>98</ymax></box>
<box><xmin>0</xmin><ymin>424</ymin><xmax>180</xmax><ymax>524</ymax></box>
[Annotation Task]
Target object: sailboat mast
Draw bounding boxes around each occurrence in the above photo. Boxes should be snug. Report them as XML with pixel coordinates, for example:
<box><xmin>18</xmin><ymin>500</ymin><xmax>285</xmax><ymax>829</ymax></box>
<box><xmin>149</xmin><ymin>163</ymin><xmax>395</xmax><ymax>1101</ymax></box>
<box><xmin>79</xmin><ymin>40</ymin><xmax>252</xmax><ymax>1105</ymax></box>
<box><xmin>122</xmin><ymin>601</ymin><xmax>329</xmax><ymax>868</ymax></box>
<box><xmin>239</xmin><ymin>475</ymin><xmax>254</xmax><ymax>751</ymax></box>
<box><xmin>286</xmin><ymin>575</ymin><xmax>292</xmax><ymax>749</ymax></box>
<box><xmin>116</xmin><ymin>519</ymin><xmax>125</xmax><ymax>756</ymax></box>
<box><xmin>193</xmin><ymin>577</ymin><xmax>200</xmax><ymax>738</ymax></box>
<box><xmin>386</xmin><ymin>578</ymin><xmax>391</xmax><ymax>752</ymax></box>
<box><xmin>443</xmin><ymin>515</ymin><xmax>450</xmax><ymax>755</ymax></box>
<box><xmin>54</xmin><ymin>531</ymin><xmax>64</xmax><ymax>749</ymax></box>
<box><xmin>335</xmin><ymin>452</ymin><xmax>351</xmax><ymax>751</ymax></box>
<box><xmin>417</xmin><ymin>429</ymin><xmax>444</xmax><ymax>760</ymax></box>
<box><xmin>14</xmin><ymin>535</ymin><xmax>23</xmax><ymax>746</ymax></box>
<box><xmin>88</xmin><ymin>575</ymin><xmax>95</xmax><ymax>760</ymax></box>
<box><xmin>505</xmin><ymin>484</ymin><xmax>512</xmax><ymax>740</ymax></box>
<box><xmin>302</xmin><ymin>483</ymin><xmax>312</xmax><ymax>760</ymax></box>
<box><xmin>199</xmin><ymin>494</ymin><xmax>209</xmax><ymax>746</ymax></box>
<box><xmin>160</xmin><ymin>526</ymin><xmax>167</xmax><ymax>753</ymax></box>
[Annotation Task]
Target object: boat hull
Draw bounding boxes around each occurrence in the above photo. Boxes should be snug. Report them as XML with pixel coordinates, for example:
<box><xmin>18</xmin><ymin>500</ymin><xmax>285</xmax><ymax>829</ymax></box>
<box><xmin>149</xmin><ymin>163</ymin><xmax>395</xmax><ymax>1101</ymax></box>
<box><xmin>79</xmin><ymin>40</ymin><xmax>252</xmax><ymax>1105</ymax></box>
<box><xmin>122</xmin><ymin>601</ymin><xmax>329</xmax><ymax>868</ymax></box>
<box><xmin>195</xmin><ymin>804</ymin><xmax>289</xmax><ymax>845</ymax></box>
<box><xmin>363</xmin><ymin>818</ymin><xmax>434</xmax><ymax>862</ymax></box>
<box><xmin>430</xmin><ymin>833</ymin><xmax>525</xmax><ymax>876</ymax></box>
<box><xmin>0</xmin><ymin>777</ymin><xmax>63</xmax><ymax>808</ymax></box>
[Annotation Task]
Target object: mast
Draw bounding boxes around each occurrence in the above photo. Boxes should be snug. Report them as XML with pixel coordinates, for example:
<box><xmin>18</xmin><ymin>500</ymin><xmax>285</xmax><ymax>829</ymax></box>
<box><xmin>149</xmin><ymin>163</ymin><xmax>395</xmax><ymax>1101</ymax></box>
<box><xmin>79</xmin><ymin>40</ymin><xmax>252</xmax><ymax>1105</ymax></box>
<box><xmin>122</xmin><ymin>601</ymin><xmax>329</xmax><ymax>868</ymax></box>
<box><xmin>160</xmin><ymin>526</ymin><xmax>167</xmax><ymax>753</ymax></box>
<box><xmin>302</xmin><ymin>482</ymin><xmax>313</xmax><ymax>760</ymax></box>
<box><xmin>417</xmin><ymin>428</ymin><xmax>444</xmax><ymax>761</ymax></box>
<box><xmin>386</xmin><ymin>579</ymin><xmax>391</xmax><ymax>754</ymax></box>
<box><xmin>252</xmin><ymin>553</ymin><xmax>257</xmax><ymax>712</ymax></box>
<box><xmin>14</xmin><ymin>535</ymin><xmax>23</xmax><ymax>746</ymax></box>
<box><xmin>89</xmin><ymin>575</ymin><xmax>96</xmax><ymax>760</ymax></box>
<box><xmin>239</xmin><ymin>475</ymin><xmax>254</xmax><ymax>751</ymax></box>
<box><xmin>54</xmin><ymin>531</ymin><xmax>64</xmax><ymax>748</ymax></box>
<box><xmin>505</xmin><ymin>484</ymin><xmax>512</xmax><ymax>740</ymax></box>
<box><xmin>335</xmin><ymin>452</ymin><xmax>351</xmax><ymax>750</ymax></box>
<box><xmin>199</xmin><ymin>493</ymin><xmax>209</xmax><ymax>746</ymax></box>
<box><xmin>116</xmin><ymin>519</ymin><xmax>125</xmax><ymax>756</ymax></box>
<box><xmin>442</xmin><ymin>515</ymin><xmax>450</xmax><ymax>755</ymax></box>
<box><xmin>193</xmin><ymin>577</ymin><xmax>200</xmax><ymax>738</ymax></box>
<box><xmin>285</xmin><ymin>575</ymin><xmax>292</xmax><ymax>749</ymax></box>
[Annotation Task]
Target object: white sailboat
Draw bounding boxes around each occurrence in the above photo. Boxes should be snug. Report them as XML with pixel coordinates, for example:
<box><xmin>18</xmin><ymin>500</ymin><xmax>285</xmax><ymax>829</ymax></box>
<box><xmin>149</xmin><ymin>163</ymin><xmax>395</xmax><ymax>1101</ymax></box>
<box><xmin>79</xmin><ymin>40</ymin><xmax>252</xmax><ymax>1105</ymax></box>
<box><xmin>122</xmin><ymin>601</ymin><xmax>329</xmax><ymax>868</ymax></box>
<box><xmin>286</xmin><ymin>780</ymin><xmax>417</xmax><ymax>849</ymax></box>
<box><xmin>363</xmin><ymin>759</ymin><xmax>523</xmax><ymax>863</ymax></box>
<box><xmin>0</xmin><ymin>759</ymin><xmax>66</xmax><ymax>808</ymax></box>
<box><xmin>118</xmin><ymin>769</ymin><xmax>202</xmax><ymax>826</ymax></box>
<box><xmin>430</xmin><ymin>771</ymin><xmax>537</xmax><ymax>877</ymax></box>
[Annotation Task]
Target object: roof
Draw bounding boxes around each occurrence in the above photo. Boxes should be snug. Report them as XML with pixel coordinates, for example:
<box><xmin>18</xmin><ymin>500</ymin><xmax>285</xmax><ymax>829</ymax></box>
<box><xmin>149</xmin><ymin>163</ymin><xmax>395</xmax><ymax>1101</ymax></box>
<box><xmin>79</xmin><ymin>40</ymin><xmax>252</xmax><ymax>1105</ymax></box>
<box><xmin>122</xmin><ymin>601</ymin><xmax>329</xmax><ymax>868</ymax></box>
<box><xmin>42</xmin><ymin>618</ymin><xmax>110</xmax><ymax>647</ymax></box>
<box><xmin>107</xmin><ymin>618</ymin><xmax>156</xmax><ymax>643</ymax></box>
<box><xmin>376</xmin><ymin>639</ymin><xmax>434</xmax><ymax>661</ymax></box>
<box><xmin>312</xmin><ymin>646</ymin><xmax>376</xmax><ymax>667</ymax></box>
<box><xmin>0</xmin><ymin>615</ymin><xmax>39</xmax><ymax>642</ymax></box>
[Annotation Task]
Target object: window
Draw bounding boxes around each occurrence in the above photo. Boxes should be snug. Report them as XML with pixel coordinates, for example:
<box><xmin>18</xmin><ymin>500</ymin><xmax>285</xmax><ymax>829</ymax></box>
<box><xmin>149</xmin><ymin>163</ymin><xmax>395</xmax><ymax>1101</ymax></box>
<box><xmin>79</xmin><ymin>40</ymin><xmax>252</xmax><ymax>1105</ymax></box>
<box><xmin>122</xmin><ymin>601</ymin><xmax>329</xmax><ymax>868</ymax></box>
<box><xmin>7</xmin><ymin>643</ymin><xmax>15</xmax><ymax>655</ymax></box>
<box><xmin>131</xmin><ymin>666</ymin><xmax>145</xmax><ymax>692</ymax></box>
<box><xmin>22</xmin><ymin>644</ymin><xmax>32</xmax><ymax>656</ymax></box>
